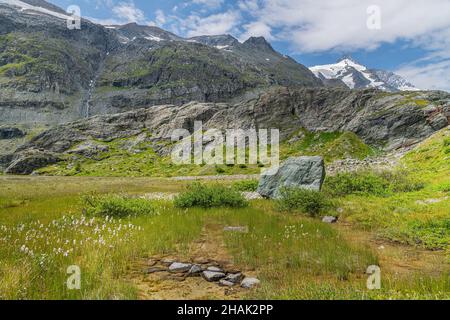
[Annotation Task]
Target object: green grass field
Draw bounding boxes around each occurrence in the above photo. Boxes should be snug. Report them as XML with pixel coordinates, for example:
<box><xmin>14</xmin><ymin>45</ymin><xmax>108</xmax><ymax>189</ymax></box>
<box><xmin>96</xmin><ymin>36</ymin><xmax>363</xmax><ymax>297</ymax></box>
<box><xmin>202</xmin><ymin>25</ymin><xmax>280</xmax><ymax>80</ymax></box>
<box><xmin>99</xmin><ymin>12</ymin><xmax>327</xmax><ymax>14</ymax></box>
<box><xmin>0</xmin><ymin>128</ymin><xmax>448</xmax><ymax>300</ymax></box>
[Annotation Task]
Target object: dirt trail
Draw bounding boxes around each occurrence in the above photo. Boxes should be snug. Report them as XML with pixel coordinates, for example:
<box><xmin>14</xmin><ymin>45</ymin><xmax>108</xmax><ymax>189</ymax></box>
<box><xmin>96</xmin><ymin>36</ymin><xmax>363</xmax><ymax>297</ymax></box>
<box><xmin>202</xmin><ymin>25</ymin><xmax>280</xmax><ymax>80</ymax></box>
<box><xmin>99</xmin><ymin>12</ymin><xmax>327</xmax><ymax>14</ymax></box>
<box><xmin>336</xmin><ymin>222</ymin><xmax>448</xmax><ymax>277</ymax></box>
<box><xmin>127</xmin><ymin>224</ymin><xmax>255</xmax><ymax>300</ymax></box>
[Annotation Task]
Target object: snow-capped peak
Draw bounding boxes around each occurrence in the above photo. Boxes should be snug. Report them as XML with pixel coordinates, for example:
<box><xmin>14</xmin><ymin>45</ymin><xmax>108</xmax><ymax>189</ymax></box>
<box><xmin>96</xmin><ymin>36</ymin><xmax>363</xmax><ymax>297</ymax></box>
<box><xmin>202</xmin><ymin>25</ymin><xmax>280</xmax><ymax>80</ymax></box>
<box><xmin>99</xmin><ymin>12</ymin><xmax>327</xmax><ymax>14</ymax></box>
<box><xmin>0</xmin><ymin>0</ymin><xmax>73</xmax><ymax>20</ymax></box>
<box><xmin>310</xmin><ymin>56</ymin><xmax>419</xmax><ymax>92</ymax></box>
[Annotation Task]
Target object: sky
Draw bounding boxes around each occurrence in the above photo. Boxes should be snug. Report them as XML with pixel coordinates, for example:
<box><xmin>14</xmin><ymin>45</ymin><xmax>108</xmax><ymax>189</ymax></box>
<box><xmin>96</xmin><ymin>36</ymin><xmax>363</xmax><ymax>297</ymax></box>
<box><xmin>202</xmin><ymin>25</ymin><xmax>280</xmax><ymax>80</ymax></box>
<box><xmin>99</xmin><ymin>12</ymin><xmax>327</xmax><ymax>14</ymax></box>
<box><xmin>48</xmin><ymin>0</ymin><xmax>450</xmax><ymax>91</ymax></box>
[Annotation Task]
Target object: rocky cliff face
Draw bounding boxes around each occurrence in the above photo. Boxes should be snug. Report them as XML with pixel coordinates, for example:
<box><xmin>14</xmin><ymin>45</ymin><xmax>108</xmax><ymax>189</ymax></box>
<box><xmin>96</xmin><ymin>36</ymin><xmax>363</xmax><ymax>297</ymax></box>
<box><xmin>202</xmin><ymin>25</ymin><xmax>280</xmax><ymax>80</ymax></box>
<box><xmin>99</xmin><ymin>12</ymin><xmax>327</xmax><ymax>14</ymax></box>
<box><xmin>3</xmin><ymin>87</ymin><xmax>449</xmax><ymax>174</ymax></box>
<box><xmin>0</xmin><ymin>1</ymin><xmax>321</xmax><ymax>125</ymax></box>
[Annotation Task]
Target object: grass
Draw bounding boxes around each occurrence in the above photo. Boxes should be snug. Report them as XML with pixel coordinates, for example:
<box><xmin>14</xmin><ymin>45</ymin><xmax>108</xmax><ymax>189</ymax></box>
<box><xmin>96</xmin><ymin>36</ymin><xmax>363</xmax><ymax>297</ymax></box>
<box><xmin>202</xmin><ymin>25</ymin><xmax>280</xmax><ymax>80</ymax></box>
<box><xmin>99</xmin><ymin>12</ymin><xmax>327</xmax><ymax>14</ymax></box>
<box><xmin>0</xmin><ymin>129</ymin><xmax>448</xmax><ymax>300</ymax></box>
<box><xmin>0</xmin><ymin>175</ymin><xmax>448</xmax><ymax>299</ymax></box>
<box><xmin>334</xmin><ymin>128</ymin><xmax>450</xmax><ymax>251</ymax></box>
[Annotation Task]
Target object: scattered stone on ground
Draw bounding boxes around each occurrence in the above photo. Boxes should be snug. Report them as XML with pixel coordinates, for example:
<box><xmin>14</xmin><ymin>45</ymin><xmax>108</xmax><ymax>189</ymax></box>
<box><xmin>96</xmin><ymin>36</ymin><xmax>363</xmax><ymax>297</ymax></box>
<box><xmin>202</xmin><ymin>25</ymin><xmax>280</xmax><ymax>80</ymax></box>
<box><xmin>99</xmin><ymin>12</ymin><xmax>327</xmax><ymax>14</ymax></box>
<box><xmin>161</xmin><ymin>258</ymin><xmax>176</xmax><ymax>266</ymax></box>
<box><xmin>223</xmin><ymin>226</ymin><xmax>249</xmax><ymax>233</ymax></box>
<box><xmin>188</xmin><ymin>265</ymin><xmax>202</xmax><ymax>276</ymax></box>
<box><xmin>169</xmin><ymin>262</ymin><xmax>192</xmax><ymax>273</ymax></box>
<box><xmin>257</xmin><ymin>156</ymin><xmax>326</xmax><ymax>199</ymax></box>
<box><xmin>224</xmin><ymin>273</ymin><xmax>243</xmax><ymax>284</ymax></box>
<box><xmin>207</xmin><ymin>266</ymin><xmax>223</xmax><ymax>272</ymax></box>
<box><xmin>241</xmin><ymin>277</ymin><xmax>261</xmax><ymax>289</ymax></box>
<box><xmin>322</xmin><ymin>216</ymin><xmax>338</xmax><ymax>224</ymax></box>
<box><xmin>219</xmin><ymin>280</ymin><xmax>235</xmax><ymax>287</ymax></box>
<box><xmin>202</xmin><ymin>271</ymin><xmax>226</xmax><ymax>282</ymax></box>
<box><xmin>146</xmin><ymin>267</ymin><xmax>167</xmax><ymax>274</ymax></box>
<box><xmin>127</xmin><ymin>224</ymin><xmax>259</xmax><ymax>299</ymax></box>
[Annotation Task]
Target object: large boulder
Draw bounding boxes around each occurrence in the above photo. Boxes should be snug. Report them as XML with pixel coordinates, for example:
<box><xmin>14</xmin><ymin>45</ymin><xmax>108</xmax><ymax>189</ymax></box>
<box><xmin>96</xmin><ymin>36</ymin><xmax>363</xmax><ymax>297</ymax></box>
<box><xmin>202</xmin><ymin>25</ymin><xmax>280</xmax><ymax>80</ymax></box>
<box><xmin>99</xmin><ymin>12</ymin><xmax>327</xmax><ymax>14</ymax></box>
<box><xmin>0</xmin><ymin>127</ymin><xmax>25</xmax><ymax>139</ymax></box>
<box><xmin>257</xmin><ymin>156</ymin><xmax>326</xmax><ymax>199</ymax></box>
<box><xmin>4</xmin><ymin>149</ymin><xmax>61</xmax><ymax>175</ymax></box>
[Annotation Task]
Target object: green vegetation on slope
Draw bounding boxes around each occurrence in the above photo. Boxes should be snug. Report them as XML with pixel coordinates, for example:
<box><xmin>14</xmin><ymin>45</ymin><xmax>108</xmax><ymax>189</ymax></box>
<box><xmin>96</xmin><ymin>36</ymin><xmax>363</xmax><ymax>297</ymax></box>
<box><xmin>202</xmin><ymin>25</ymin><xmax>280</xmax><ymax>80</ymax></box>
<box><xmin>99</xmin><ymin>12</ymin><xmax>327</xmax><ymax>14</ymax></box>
<box><xmin>37</xmin><ymin>129</ymin><xmax>375</xmax><ymax>177</ymax></box>
<box><xmin>334</xmin><ymin>128</ymin><xmax>450</xmax><ymax>250</ymax></box>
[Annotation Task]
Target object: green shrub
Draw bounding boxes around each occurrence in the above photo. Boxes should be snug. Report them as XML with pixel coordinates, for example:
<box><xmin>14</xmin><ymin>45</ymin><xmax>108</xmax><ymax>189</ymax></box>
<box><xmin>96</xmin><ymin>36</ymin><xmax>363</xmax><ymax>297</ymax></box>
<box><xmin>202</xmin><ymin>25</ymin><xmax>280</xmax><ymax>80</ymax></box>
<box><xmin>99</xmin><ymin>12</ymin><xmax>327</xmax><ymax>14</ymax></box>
<box><xmin>82</xmin><ymin>194</ymin><xmax>155</xmax><ymax>218</ymax></box>
<box><xmin>324</xmin><ymin>170</ymin><xmax>424</xmax><ymax>197</ymax></box>
<box><xmin>233</xmin><ymin>180</ymin><xmax>259</xmax><ymax>192</ymax></box>
<box><xmin>324</xmin><ymin>172</ymin><xmax>388</xmax><ymax>196</ymax></box>
<box><xmin>174</xmin><ymin>183</ymin><xmax>248</xmax><ymax>208</ymax></box>
<box><xmin>276</xmin><ymin>187</ymin><xmax>331</xmax><ymax>217</ymax></box>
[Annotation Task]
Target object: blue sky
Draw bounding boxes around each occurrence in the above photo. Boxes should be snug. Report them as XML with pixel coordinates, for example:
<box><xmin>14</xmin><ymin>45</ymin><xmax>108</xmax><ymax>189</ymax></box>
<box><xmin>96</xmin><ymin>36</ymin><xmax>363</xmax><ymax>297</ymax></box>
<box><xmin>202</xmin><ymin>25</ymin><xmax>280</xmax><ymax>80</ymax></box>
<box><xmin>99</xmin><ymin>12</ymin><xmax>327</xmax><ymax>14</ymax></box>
<box><xmin>48</xmin><ymin>0</ymin><xmax>450</xmax><ymax>91</ymax></box>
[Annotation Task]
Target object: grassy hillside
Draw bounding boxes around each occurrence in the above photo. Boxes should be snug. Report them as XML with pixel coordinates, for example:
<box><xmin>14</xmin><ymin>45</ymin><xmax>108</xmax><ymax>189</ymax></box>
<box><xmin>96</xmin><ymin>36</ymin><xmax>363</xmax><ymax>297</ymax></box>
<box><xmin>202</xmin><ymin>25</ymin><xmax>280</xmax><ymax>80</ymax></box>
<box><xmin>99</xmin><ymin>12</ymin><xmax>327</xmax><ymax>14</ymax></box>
<box><xmin>36</xmin><ymin>129</ymin><xmax>375</xmax><ymax>177</ymax></box>
<box><xmin>334</xmin><ymin>128</ymin><xmax>450</xmax><ymax>251</ymax></box>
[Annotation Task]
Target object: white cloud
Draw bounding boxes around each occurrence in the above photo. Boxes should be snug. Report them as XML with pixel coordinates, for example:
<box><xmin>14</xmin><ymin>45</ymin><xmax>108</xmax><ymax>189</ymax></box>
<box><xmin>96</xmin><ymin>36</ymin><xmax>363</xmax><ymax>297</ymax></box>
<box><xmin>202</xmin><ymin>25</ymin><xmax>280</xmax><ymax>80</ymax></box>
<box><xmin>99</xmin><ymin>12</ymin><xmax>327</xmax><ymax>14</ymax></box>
<box><xmin>235</xmin><ymin>0</ymin><xmax>450</xmax><ymax>90</ymax></box>
<box><xmin>396</xmin><ymin>59</ymin><xmax>450</xmax><ymax>91</ymax></box>
<box><xmin>239</xmin><ymin>20</ymin><xmax>273</xmax><ymax>42</ymax></box>
<box><xmin>112</xmin><ymin>1</ymin><xmax>145</xmax><ymax>23</ymax></box>
<box><xmin>191</xmin><ymin>0</ymin><xmax>225</xmax><ymax>9</ymax></box>
<box><xmin>182</xmin><ymin>11</ymin><xmax>241</xmax><ymax>37</ymax></box>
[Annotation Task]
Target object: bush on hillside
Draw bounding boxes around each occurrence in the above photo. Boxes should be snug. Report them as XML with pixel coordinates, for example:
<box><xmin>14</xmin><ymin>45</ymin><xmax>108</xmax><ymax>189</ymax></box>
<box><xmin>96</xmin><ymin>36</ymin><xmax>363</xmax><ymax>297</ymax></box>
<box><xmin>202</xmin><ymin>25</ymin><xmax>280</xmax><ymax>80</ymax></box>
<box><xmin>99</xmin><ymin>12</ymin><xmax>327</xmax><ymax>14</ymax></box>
<box><xmin>233</xmin><ymin>180</ymin><xmax>259</xmax><ymax>192</ymax></box>
<box><xmin>174</xmin><ymin>183</ymin><xmax>248</xmax><ymax>208</ymax></box>
<box><xmin>276</xmin><ymin>187</ymin><xmax>331</xmax><ymax>217</ymax></box>
<box><xmin>82</xmin><ymin>194</ymin><xmax>155</xmax><ymax>218</ymax></box>
<box><xmin>324</xmin><ymin>170</ymin><xmax>424</xmax><ymax>197</ymax></box>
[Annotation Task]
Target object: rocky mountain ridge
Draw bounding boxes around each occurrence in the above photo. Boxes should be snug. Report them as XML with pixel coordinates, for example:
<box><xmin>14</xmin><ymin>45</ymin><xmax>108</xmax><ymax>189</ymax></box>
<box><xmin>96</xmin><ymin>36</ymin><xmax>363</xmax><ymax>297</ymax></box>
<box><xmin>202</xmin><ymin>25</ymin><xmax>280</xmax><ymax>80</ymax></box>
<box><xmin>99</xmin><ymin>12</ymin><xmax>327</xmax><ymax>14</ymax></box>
<box><xmin>0</xmin><ymin>0</ymin><xmax>321</xmax><ymax>125</ymax></box>
<box><xmin>2</xmin><ymin>87</ymin><xmax>449</xmax><ymax>174</ymax></box>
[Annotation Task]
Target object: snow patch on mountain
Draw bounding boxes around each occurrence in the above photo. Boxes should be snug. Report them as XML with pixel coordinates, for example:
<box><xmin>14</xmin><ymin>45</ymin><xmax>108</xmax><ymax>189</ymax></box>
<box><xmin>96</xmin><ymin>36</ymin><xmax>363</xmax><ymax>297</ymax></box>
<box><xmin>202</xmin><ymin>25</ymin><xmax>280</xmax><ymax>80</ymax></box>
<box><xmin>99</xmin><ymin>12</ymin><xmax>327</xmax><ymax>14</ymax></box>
<box><xmin>0</xmin><ymin>0</ymin><xmax>72</xmax><ymax>20</ymax></box>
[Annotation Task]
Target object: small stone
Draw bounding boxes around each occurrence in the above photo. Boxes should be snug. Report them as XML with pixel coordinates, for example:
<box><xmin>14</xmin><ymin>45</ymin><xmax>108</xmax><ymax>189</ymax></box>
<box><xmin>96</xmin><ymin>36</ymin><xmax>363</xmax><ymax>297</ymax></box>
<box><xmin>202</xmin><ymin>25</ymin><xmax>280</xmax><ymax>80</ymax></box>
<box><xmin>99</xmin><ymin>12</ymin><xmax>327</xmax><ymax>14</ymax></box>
<box><xmin>188</xmin><ymin>264</ymin><xmax>202</xmax><ymax>276</ymax></box>
<box><xmin>161</xmin><ymin>258</ymin><xmax>176</xmax><ymax>266</ymax></box>
<box><xmin>224</xmin><ymin>273</ymin><xmax>243</xmax><ymax>284</ymax></box>
<box><xmin>219</xmin><ymin>280</ymin><xmax>235</xmax><ymax>287</ymax></box>
<box><xmin>207</xmin><ymin>266</ymin><xmax>223</xmax><ymax>272</ymax></box>
<box><xmin>147</xmin><ymin>259</ymin><xmax>158</xmax><ymax>267</ymax></box>
<box><xmin>169</xmin><ymin>262</ymin><xmax>192</xmax><ymax>273</ymax></box>
<box><xmin>322</xmin><ymin>216</ymin><xmax>338</xmax><ymax>224</ymax></box>
<box><xmin>202</xmin><ymin>271</ymin><xmax>226</xmax><ymax>282</ymax></box>
<box><xmin>241</xmin><ymin>277</ymin><xmax>260</xmax><ymax>289</ymax></box>
<box><xmin>145</xmin><ymin>267</ymin><xmax>166</xmax><ymax>274</ymax></box>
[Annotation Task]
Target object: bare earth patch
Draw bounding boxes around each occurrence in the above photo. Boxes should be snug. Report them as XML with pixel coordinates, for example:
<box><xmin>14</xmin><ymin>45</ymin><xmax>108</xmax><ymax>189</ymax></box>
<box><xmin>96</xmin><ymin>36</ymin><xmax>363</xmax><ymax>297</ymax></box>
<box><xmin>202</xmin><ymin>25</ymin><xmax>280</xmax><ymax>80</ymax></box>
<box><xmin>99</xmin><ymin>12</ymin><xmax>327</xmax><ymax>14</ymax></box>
<box><xmin>127</xmin><ymin>224</ymin><xmax>257</xmax><ymax>300</ymax></box>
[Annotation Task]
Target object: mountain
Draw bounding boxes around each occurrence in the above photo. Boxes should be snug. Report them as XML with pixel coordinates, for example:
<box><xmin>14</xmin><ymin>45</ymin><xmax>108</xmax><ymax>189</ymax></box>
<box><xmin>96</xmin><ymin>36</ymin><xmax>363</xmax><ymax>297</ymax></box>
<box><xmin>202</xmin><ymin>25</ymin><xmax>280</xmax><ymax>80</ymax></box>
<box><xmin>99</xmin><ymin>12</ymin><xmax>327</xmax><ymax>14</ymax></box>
<box><xmin>309</xmin><ymin>56</ymin><xmax>419</xmax><ymax>92</ymax></box>
<box><xmin>0</xmin><ymin>0</ymin><xmax>321</xmax><ymax>126</ymax></box>
<box><xmin>2</xmin><ymin>87</ymin><xmax>449</xmax><ymax>174</ymax></box>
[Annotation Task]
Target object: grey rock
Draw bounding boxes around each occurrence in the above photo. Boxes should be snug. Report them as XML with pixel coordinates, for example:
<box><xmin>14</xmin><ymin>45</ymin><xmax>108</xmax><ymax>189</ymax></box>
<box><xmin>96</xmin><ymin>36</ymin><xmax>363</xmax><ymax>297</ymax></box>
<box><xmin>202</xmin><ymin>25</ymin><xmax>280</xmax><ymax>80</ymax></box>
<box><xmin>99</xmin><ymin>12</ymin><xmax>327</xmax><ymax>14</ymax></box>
<box><xmin>4</xmin><ymin>149</ymin><xmax>60</xmax><ymax>175</ymax></box>
<box><xmin>0</xmin><ymin>127</ymin><xmax>25</xmax><ymax>139</ymax></box>
<box><xmin>322</xmin><ymin>216</ymin><xmax>338</xmax><ymax>224</ymax></box>
<box><xmin>66</xmin><ymin>141</ymin><xmax>109</xmax><ymax>159</ymax></box>
<box><xmin>161</xmin><ymin>258</ymin><xmax>176</xmax><ymax>266</ymax></box>
<box><xmin>169</xmin><ymin>262</ymin><xmax>192</xmax><ymax>273</ymax></box>
<box><xmin>146</xmin><ymin>267</ymin><xmax>166</xmax><ymax>274</ymax></box>
<box><xmin>219</xmin><ymin>280</ymin><xmax>235</xmax><ymax>287</ymax></box>
<box><xmin>241</xmin><ymin>277</ymin><xmax>260</xmax><ymax>289</ymax></box>
<box><xmin>224</xmin><ymin>273</ymin><xmax>244</xmax><ymax>284</ymax></box>
<box><xmin>207</xmin><ymin>266</ymin><xmax>223</xmax><ymax>272</ymax></box>
<box><xmin>257</xmin><ymin>156</ymin><xmax>326</xmax><ymax>199</ymax></box>
<box><xmin>188</xmin><ymin>264</ymin><xmax>203</xmax><ymax>276</ymax></box>
<box><xmin>202</xmin><ymin>271</ymin><xmax>226</xmax><ymax>282</ymax></box>
<box><xmin>3</xmin><ymin>86</ymin><xmax>450</xmax><ymax>174</ymax></box>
